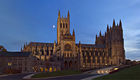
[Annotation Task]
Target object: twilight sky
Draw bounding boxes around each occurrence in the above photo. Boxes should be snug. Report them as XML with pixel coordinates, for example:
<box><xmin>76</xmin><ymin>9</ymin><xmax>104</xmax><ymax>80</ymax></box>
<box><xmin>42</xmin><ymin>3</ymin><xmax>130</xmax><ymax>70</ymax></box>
<box><xmin>0</xmin><ymin>0</ymin><xmax>140</xmax><ymax>60</ymax></box>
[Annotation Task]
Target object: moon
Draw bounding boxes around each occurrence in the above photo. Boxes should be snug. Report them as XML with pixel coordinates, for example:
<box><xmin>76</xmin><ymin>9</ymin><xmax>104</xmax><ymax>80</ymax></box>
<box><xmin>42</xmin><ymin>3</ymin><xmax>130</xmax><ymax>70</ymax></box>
<box><xmin>52</xmin><ymin>25</ymin><xmax>55</xmax><ymax>28</ymax></box>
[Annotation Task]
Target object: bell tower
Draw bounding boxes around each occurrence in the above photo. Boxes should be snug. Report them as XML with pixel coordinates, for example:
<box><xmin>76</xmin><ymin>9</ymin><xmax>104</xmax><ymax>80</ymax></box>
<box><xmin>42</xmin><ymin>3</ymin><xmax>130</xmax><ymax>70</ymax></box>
<box><xmin>57</xmin><ymin>10</ymin><xmax>70</xmax><ymax>44</ymax></box>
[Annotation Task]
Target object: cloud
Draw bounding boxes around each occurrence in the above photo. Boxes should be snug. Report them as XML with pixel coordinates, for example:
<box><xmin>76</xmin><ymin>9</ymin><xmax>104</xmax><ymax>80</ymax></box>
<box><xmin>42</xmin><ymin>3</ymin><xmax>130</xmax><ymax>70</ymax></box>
<box><xmin>123</xmin><ymin>14</ymin><xmax>140</xmax><ymax>60</ymax></box>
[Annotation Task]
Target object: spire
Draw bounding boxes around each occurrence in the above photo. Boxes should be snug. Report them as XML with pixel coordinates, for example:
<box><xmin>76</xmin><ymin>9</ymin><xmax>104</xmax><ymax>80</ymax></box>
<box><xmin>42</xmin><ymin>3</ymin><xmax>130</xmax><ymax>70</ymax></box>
<box><xmin>79</xmin><ymin>41</ymin><xmax>81</xmax><ymax>45</ymax></box>
<box><xmin>113</xmin><ymin>19</ymin><xmax>116</xmax><ymax>27</ymax></box>
<box><xmin>96</xmin><ymin>34</ymin><xmax>97</xmax><ymax>39</ymax></box>
<box><xmin>58</xmin><ymin>10</ymin><xmax>60</xmax><ymax>17</ymax></box>
<box><xmin>53</xmin><ymin>40</ymin><xmax>56</xmax><ymax>54</ymax></box>
<box><xmin>119</xmin><ymin>19</ymin><xmax>122</xmax><ymax>29</ymax></box>
<box><xmin>73</xmin><ymin>29</ymin><xmax>75</xmax><ymax>41</ymax></box>
<box><xmin>73</xmin><ymin>29</ymin><xmax>75</xmax><ymax>36</ymax></box>
<box><xmin>67</xmin><ymin>10</ymin><xmax>70</xmax><ymax>21</ymax></box>
<box><xmin>54</xmin><ymin>40</ymin><xmax>56</xmax><ymax>44</ymax></box>
<box><xmin>99</xmin><ymin>31</ymin><xmax>102</xmax><ymax>37</ymax></box>
<box><xmin>24</xmin><ymin>43</ymin><xmax>26</xmax><ymax>48</ymax></box>
<box><xmin>67</xmin><ymin>10</ymin><xmax>70</xmax><ymax>18</ymax></box>
<box><xmin>79</xmin><ymin>41</ymin><xmax>81</xmax><ymax>51</ymax></box>
<box><xmin>54</xmin><ymin>40</ymin><xmax>56</xmax><ymax>46</ymax></box>
<box><xmin>95</xmin><ymin>34</ymin><xmax>98</xmax><ymax>44</ymax></box>
<box><xmin>107</xmin><ymin>24</ymin><xmax>109</xmax><ymax>32</ymax></box>
<box><xmin>57</xmin><ymin>10</ymin><xmax>60</xmax><ymax>23</ymax></box>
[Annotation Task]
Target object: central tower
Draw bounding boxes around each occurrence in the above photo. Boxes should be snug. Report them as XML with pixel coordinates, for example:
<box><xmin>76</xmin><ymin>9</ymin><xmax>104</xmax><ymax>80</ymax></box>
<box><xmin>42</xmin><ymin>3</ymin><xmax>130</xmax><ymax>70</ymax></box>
<box><xmin>57</xmin><ymin>10</ymin><xmax>70</xmax><ymax>44</ymax></box>
<box><xmin>56</xmin><ymin>10</ymin><xmax>78</xmax><ymax>70</ymax></box>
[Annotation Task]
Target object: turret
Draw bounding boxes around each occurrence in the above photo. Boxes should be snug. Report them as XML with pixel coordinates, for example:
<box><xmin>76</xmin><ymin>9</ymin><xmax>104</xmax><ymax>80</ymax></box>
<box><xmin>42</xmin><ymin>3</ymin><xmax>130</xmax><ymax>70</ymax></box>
<box><xmin>73</xmin><ymin>29</ymin><xmax>75</xmax><ymax>41</ymax></box>
<box><xmin>99</xmin><ymin>31</ymin><xmax>102</xmax><ymax>37</ymax></box>
<box><xmin>107</xmin><ymin>25</ymin><xmax>109</xmax><ymax>32</ymax></box>
<box><xmin>113</xmin><ymin>19</ymin><xmax>116</xmax><ymax>28</ymax></box>
<box><xmin>58</xmin><ymin>10</ymin><xmax>60</xmax><ymax>18</ymax></box>
<box><xmin>79</xmin><ymin>41</ymin><xmax>81</xmax><ymax>47</ymax></box>
<box><xmin>95</xmin><ymin>34</ymin><xmax>98</xmax><ymax>44</ymax></box>
<box><xmin>24</xmin><ymin>43</ymin><xmax>26</xmax><ymax>48</ymax></box>
<box><xmin>53</xmin><ymin>40</ymin><xmax>56</xmax><ymax>54</ymax></box>
<box><xmin>79</xmin><ymin>41</ymin><xmax>81</xmax><ymax>52</ymax></box>
<box><xmin>67</xmin><ymin>10</ymin><xmax>70</xmax><ymax>33</ymax></box>
<box><xmin>119</xmin><ymin>20</ymin><xmax>122</xmax><ymax>29</ymax></box>
<box><xmin>96</xmin><ymin>34</ymin><xmax>97</xmax><ymax>40</ymax></box>
<box><xmin>67</xmin><ymin>10</ymin><xmax>70</xmax><ymax>20</ymax></box>
<box><xmin>73</xmin><ymin>29</ymin><xmax>75</xmax><ymax>36</ymax></box>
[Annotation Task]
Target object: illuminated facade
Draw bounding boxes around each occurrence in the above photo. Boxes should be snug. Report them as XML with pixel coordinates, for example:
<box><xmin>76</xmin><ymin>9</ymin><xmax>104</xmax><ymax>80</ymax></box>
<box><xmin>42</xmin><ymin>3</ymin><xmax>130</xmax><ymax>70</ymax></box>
<box><xmin>22</xmin><ymin>11</ymin><xmax>125</xmax><ymax>71</ymax></box>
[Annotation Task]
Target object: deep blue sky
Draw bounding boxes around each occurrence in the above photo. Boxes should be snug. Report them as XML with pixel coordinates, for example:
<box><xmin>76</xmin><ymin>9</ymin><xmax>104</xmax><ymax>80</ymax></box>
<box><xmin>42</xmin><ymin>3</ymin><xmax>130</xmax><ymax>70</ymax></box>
<box><xmin>0</xmin><ymin>0</ymin><xmax>140</xmax><ymax>60</ymax></box>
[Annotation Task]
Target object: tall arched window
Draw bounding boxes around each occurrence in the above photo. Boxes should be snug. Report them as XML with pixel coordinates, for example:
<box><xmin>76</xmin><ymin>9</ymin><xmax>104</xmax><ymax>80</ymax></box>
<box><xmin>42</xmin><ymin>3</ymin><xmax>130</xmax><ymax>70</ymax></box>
<box><xmin>63</xmin><ymin>23</ymin><xmax>65</xmax><ymax>28</ymax></box>
<box><xmin>64</xmin><ymin>44</ymin><xmax>72</xmax><ymax>51</ymax></box>
<box><xmin>66</xmin><ymin>23</ymin><xmax>67</xmax><ymax>28</ymax></box>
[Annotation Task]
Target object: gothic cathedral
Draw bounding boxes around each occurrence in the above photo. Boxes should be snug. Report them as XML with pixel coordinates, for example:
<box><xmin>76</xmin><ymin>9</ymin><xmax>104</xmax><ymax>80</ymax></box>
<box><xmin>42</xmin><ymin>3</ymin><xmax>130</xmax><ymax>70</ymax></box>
<box><xmin>22</xmin><ymin>11</ymin><xmax>125</xmax><ymax>71</ymax></box>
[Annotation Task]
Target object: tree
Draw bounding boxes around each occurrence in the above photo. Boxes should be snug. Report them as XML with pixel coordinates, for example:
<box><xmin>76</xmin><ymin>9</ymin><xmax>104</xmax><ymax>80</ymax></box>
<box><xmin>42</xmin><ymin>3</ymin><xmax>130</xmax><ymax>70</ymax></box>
<box><xmin>0</xmin><ymin>46</ymin><xmax>7</xmax><ymax>52</ymax></box>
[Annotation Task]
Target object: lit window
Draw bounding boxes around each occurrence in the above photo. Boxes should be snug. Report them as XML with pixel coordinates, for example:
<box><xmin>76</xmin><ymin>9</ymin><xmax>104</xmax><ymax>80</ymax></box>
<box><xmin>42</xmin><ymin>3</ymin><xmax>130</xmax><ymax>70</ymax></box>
<box><xmin>64</xmin><ymin>44</ymin><xmax>72</xmax><ymax>51</ymax></box>
<box><xmin>45</xmin><ymin>68</ymin><xmax>48</xmax><ymax>72</ymax></box>
<box><xmin>40</xmin><ymin>67</ymin><xmax>43</xmax><ymax>72</ymax></box>
<box><xmin>54</xmin><ymin>68</ymin><xmax>56</xmax><ymax>72</ymax></box>
<box><xmin>49</xmin><ymin>67</ymin><xmax>52</xmax><ymax>72</ymax></box>
<box><xmin>8</xmin><ymin>62</ymin><xmax>12</xmax><ymax>66</ymax></box>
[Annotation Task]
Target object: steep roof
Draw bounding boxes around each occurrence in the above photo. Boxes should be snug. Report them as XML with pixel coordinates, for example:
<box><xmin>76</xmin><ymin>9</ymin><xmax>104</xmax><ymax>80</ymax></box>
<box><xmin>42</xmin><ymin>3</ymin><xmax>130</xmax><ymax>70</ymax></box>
<box><xmin>26</xmin><ymin>42</ymin><xmax>105</xmax><ymax>48</ymax></box>
<box><xmin>27</xmin><ymin>42</ymin><xmax>54</xmax><ymax>47</ymax></box>
<box><xmin>0</xmin><ymin>52</ymin><xmax>31</xmax><ymax>57</ymax></box>
<box><xmin>76</xmin><ymin>44</ymin><xmax>105</xmax><ymax>48</ymax></box>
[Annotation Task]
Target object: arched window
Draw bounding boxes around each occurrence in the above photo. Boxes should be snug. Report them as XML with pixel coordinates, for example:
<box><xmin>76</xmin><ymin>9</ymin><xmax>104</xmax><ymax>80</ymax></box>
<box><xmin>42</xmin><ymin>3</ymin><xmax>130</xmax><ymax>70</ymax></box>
<box><xmin>63</xmin><ymin>23</ymin><xmax>65</xmax><ymax>28</ymax></box>
<box><xmin>66</xmin><ymin>23</ymin><xmax>67</xmax><ymax>28</ymax></box>
<box><xmin>64</xmin><ymin>44</ymin><xmax>72</xmax><ymax>51</ymax></box>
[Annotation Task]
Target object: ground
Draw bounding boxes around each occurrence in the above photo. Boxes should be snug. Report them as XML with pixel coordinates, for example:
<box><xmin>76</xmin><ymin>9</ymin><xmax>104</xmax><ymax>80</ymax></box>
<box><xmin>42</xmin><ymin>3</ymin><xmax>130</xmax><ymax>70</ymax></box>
<box><xmin>93</xmin><ymin>64</ymin><xmax>140</xmax><ymax>80</ymax></box>
<box><xmin>0</xmin><ymin>73</ymin><xmax>31</xmax><ymax>80</ymax></box>
<box><xmin>0</xmin><ymin>71</ymin><xmax>99</xmax><ymax>80</ymax></box>
<box><xmin>32</xmin><ymin>70</ymin><xmax>82</xmax><ymax>78</ymax></box>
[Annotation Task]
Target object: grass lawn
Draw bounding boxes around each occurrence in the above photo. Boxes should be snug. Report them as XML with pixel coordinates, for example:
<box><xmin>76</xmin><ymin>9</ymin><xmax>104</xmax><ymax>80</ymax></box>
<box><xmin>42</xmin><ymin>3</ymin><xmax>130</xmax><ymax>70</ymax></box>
<box><xmin>32</xmin><ymin>70</ymin><xmax>82</xmax><ymax>78</ymax></box>
<box><xmin>93</xmin><ymin>64</ymin><xmax>140</xmax><ymax>80</ymax></box>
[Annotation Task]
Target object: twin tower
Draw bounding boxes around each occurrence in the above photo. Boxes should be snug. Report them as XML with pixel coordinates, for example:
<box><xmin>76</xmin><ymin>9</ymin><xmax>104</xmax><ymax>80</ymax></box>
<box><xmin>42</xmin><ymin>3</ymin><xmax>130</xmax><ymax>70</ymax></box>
<box><xmin>57</xmin><ymin>10</ymin><xmax>75</xmax><ymax>44</ymax></box>
<box><xmin>95</xmin><ymin>19</ymin><xmax>125</xmax><ymax>65</ymax></box>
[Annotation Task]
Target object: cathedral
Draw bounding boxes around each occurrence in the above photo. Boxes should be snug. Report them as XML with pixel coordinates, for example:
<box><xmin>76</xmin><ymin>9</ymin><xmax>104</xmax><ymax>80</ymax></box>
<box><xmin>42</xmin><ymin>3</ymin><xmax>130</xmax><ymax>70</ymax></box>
<box><xmin>22</xmin><ymin>11</ymin><xmax>125</xmax><ymax>71</ymax></box>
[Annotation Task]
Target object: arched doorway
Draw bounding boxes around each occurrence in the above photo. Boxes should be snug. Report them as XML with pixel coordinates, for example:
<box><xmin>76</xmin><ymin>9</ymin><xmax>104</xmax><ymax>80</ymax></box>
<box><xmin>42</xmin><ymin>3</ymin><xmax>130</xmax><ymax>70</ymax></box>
<box><xmin>64</xmin><ymin>61</ymin><xmax>67</xmax><ymax>69</ymax></box>
<box><xmin>69</xmin><ymin>61</ymin><xmax>72</xmax><ymax>69</ymax></box>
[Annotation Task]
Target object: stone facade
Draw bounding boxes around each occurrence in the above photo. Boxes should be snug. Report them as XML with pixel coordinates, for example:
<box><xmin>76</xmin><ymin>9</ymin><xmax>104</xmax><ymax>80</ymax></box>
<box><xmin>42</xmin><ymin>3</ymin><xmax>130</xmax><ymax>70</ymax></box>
<box><xmin>22</xmin><ymin>11</ymin><xmax>125</xmax><ymax>71</ymax></box>
<box><xmin>0</xmin><ymin>52</ymin><xmax>34</xmax><ymax>73</ymax></box>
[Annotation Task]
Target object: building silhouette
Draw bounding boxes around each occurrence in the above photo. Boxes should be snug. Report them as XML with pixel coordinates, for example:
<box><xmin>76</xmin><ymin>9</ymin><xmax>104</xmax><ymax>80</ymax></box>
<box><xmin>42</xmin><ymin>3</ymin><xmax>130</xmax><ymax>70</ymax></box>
<box><xmin>22</xmin><ymin>11</ymin><xmax>125</xmax><ymax>71</ymax></box>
